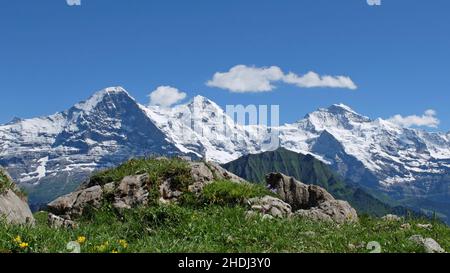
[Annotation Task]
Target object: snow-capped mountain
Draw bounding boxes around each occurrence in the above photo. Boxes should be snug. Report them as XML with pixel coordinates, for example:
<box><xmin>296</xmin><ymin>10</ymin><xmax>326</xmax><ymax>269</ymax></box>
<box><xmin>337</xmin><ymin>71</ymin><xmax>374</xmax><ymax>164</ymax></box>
<box><xmin>0</xmin><ymin>87</ymin><xmax>183</xmax><ymax>205</ymax></box>
<box><xmin>145</xmin><ymin>98</ymin><xmax>449</xmax><ymax>189</ymax></box>
<box><xmin>0</xmin><ymin>86</ymin><xmax>449</xmax><ymax>219</ymax></box>
<box><xmin>143</xmin><ymin>95</ymin><xmax>273</xmax><ymax>163</ymax></box>
<box><xmin>280</xmin><ymin>104</ymin><xmax>450</xmax><ymax>186</ymax></box>
<box><xmin>144</xmin><ymin>95</ymin><xmax>450</xmax><ymax>219</ymax></box>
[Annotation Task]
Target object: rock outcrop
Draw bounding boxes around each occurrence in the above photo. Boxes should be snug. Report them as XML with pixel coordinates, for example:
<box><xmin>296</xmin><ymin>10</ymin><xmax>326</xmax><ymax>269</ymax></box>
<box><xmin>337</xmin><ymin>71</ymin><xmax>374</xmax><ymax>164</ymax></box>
<box><xmin>47</xmin><ymin>160</ymin><xmax>246</xmax><ymax>225</ymax></box>
<box><xmin>48</xmin><ymin>213</ymin><xmax>77</xmax><ymax>229</ymax></box>
<box><xmin>265</xmin><ymin>173</ymin><xmax>358</xmax><ymax>224</ymax></box>
<box><xmin>113</xmin><ymin>175</ymin><xmax>152</xmax><ymax>209</ymax></box>
<box><xmin>382</xmin><ymin>214</ymin><xmax>402</xmax><ymax>222</ymax></box>
<box><xmin>0</xmin><ymin>190</ymin><xmax>35</xmax><ymax>226</ymax></box>
<box><xmin>188</xmin><ymin>162</ymin><xmax>246</xmax><ymax>195</ymax></box>
<box><xmin>294</xmin><ymin>200</ymin><xmax>358</xmax><ymax>224</ymax></box>
<box><xmin>0</xmin><ymin>168</ymin><xmax>35</xmax><ymax>225</ymax></box>
<box><xmin>47</xmin><ymin>185</ymin><xmax>103</xmax><ymax>219</ymax></box>
<box><xmin>246</xmin><ymin>196</ymin><xmax>292</xmax><ymax>219</ymax></box>
<box><xmin>409</xmin><ymin>235</ymin><xmax>446</xmax><ymax>253</ymax></box>
<box><xmin>266</xmin><ymin>173</ymin><xmax>335</xmax><ymax>211</ymax></box>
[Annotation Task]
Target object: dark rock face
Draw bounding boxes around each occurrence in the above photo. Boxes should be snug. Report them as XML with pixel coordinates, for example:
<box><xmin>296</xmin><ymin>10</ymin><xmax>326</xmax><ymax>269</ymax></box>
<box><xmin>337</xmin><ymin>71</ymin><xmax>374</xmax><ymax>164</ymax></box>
<box><xmin>266</xmin><ymin>173</ymin><xmax>334</xmax><ymax>210</ymax></box>
<box><xmin>265</xmin><ymin>172</ymin><xmax>358</xmax><ymax>224</ymax></box>
<box><xmin>311</xmin><ymin>130</ymin><xmax>379</xmax><ymax>188</ymax></box>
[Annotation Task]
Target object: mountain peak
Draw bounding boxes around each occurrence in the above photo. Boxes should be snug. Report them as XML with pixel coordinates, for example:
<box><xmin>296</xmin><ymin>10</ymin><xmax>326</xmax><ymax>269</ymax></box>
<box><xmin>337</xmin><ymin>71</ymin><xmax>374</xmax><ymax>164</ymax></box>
<box><xmin>314</xmin><ymin>103</ymin><xmax>369</xmax><ymax>121</ymax></box>
<box><xmin>94</xmin><ymin>86</ymin><xmax>131</xmax><ymax>99</ymax></box>
<box><xmin>325</xmin><ymin>103</ymin><xmax>360</xmax><ymax>115</ymax></box>
<box><xmin>103</xmin><ymin>86</ymin><xmax>128</xmax><ymax>94</ymax></box>
<box><xmin>187</xmin><ymin>95</ymin><xmax>222</xmax><ymax>111</ymax></box>
<box><xmin>330</xmin><ymin>103</ymin><xmax>356</xmax><ymax>113</ymax></box>
<box><xmin>300</xmin><ymin>103</ymin><xmax>371</xmax><ymax>131</ymax></box>
<box><xmin>190</xmin><ymin>95</ymin><xmax>214</xmax><ymax>104</ymax></box>
<box><xmin>74</xmin><ymin>86</ymin><xmax>134</xmax><ymax>113</ymax></box>
<box><xmin>302</xmin><ymin>104</ymin><xmax>363</xmax><ymax>121</ymax></box>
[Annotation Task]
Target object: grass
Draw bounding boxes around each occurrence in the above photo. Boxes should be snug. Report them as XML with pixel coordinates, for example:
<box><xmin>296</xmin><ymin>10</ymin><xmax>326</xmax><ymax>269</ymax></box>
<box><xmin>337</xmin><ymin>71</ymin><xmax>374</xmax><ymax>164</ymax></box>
<box><xmin>89</xmin><ymin>158</ymin><xmax>192</xmax><ymax>191</ymax></box>
<box><xmin>1</xmin><ymin>159</ymin><xmax>449</xmax><ymax>253</ymax></box>
<box><xmin>198</xmin><ymin>180</ymin><xmax>276</xmax><ymax>206</ymax></box>
<box><xmin>0</xmin><ymin>204</ymin><xmax>448</xmax><ymax>253</ymax></box>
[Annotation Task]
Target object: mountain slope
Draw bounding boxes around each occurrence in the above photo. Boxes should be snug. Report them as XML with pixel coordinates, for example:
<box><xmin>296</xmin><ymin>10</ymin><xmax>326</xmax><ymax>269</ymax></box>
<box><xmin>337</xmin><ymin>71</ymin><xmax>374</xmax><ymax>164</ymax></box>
<box><xmin>143</xmin><ymin>95</ymin><xmax>271</xmax><ymax>163</ymax></box>
<box><xmin>0</xmin><ymin>87</ymin><xmax>183</xmax><ymax>207</ymax></box>
<box><xmin>222</xmin><ymin>148</ymin><xmax>413</xmax><ymax>217</ymax></box>
<box><xmin>0</xmin><ymin>87</ymin><xmax>448</xmax><ymax>221</ymax></box>
<box><xmin>279</xmin><ymin>105</ymin><xmax>449</xmax><ymax>221</ymax></box>
<box><xmin>145</xmin><ymin>99</ymin><xmax>449</xmax><ymax>210</ymax></box>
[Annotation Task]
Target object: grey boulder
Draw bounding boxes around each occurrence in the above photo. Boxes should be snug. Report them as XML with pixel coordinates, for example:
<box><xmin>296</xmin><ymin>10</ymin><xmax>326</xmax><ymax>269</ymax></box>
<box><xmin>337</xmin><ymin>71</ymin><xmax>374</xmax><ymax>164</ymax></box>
<box><xmin>0</xmin><ymin>168</ymin><xmax>35</xmax><ymax>225</ymax></box>
<box><xmin>409</xmin><ymin>235</ymin><xmax>446</xmax><ymax>253</ymax></box>
<box><xmin>247</xmin><ymin>196</ymin><xmax>292</xmax><ymax>219</ymax></box>
<box><xmin>47</xmin><ymin>185</ymin><xmax>103</xmax><ymax>219</ymax></box>
<box><xmin>382</xmin><ymin>214</ymin><xmax>402</xmax><ymax>222</ymax></box>
<box><xmin>266</xmin><ymin>172</ymin><xmax>358</xmax><ymax>223</ymax></box>
<box><xmin>48</xmin><ymin>213</ymin><xmax>77</xmax><ymax>229</ymax></box>
<box><xmin>113</xmin><ymin>174</ymin><xmax>151</xmax><ymax>209</ymax></box>
<box><xmin>295</xmin><ymin>200</ymin><xmax>358</xmax><ymax>224</ymax></box>
<box><xmin>188</xmin><ymin>162</ymin><xmax>245</xmax><ymax>194</ymax></box>
<box><xmin>0</xmin><ymin>189</ymin><xmax>35</xmax><ymax>226</ymax></box>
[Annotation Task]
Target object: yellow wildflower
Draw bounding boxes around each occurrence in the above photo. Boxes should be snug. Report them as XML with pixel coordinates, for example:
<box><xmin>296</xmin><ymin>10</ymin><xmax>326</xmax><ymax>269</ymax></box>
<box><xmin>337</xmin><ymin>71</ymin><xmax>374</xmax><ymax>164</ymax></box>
<box><xmin>96</xmin><ymin>241</ymin><xmax>111</xmax><ymax>253</ymax></box>
<box><xmin>77</xmin><ymin>236</ymin><xmax>87</xmax><ymax>244</ymax></box>
<box><xmin>111</xmin><ymin>250</ymin><xmax>119</xmax><ymax>254</ymax></box>
<box><xmin>13</xmin><ymin>236</ymin><xmax>22</xmax><ymax>244</ymax></box>
<box><xmin>97</xmin><ymin>243</ymin><xmax>108</xmax><ymax>252</ymax></box>
<box><xmin>97</xmin><ymin>245</ymin><xmax>106</xmax><ymax>252</ymax></box>
<box><xmin>19</xmin><ymin>242</ymin><xmax>29</xmax><ymax>249</ymax></box>
<box><xmin>119</xmin><ymin>240</ymin><xmax>128</xmax><ymax>248</ymax></box>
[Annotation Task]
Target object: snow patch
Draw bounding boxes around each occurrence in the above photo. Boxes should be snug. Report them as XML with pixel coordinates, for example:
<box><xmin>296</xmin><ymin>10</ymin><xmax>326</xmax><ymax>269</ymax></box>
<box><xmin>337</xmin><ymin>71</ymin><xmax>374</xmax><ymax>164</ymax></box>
<box><xmin>20</xmin><ymin>156</ymin><xmax>49</xmax><ymax>183</ymax></box>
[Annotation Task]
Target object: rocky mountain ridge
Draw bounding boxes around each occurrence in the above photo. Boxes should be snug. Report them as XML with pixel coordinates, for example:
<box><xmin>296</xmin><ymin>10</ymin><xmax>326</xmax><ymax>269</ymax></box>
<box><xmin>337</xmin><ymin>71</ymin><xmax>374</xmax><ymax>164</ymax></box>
<box><xmin>0</xmin><ymin>87</ymin><xmax>448</xmax><ymax>221</ymax></box>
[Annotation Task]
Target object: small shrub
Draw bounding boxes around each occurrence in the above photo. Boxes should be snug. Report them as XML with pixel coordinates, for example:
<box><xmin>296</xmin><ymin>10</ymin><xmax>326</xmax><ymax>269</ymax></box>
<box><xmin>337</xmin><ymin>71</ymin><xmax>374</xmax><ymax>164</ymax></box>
<box><xmin>200</xmin><ymin>180</ymin><xmax>275</xmax><ymax>206</ymax></box>
<box><xmin>0</xmin><ymin>170</ymin><xmax>14</xmax><ymax>195</ymax></box>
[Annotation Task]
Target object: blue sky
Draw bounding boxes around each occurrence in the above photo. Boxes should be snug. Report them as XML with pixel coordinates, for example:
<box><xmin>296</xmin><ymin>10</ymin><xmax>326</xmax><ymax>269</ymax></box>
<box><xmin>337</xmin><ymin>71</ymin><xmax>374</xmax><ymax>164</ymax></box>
<box><xmin>0</xmin><ymin>0</ymin><xmax>449</xmax><ymax>131</ymax></box>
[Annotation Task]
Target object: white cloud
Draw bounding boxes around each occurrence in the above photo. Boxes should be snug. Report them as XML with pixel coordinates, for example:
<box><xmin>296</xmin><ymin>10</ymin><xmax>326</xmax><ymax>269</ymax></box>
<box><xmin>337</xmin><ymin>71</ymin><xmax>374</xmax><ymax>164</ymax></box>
<box><xmin>149</xmin><ymin>86</ymin><xmax>187</xmax><ymax>107</ymax></box>
<box><xmin>206</xmin><ymin>65</ymin><xmax>284</xmax><ymax>93</ymax></box>
<box><xmin>66</xmin><ymin>0</ymin><xmax>81</xmax><ymax>6</ymax></box>
<box><xmin>388</xmin><ymin>109</ymin><xmax>440</xmax><ymax>128</ymax></box>
<box><xmin>283</xmin><ymin>71</ymin><xmax>357</xmax><ymax>90</ymax></box>
<box><xmin>206</xmin><ymin>65</ymin><xmax>357</xmax><ymax>92</ymax></box>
